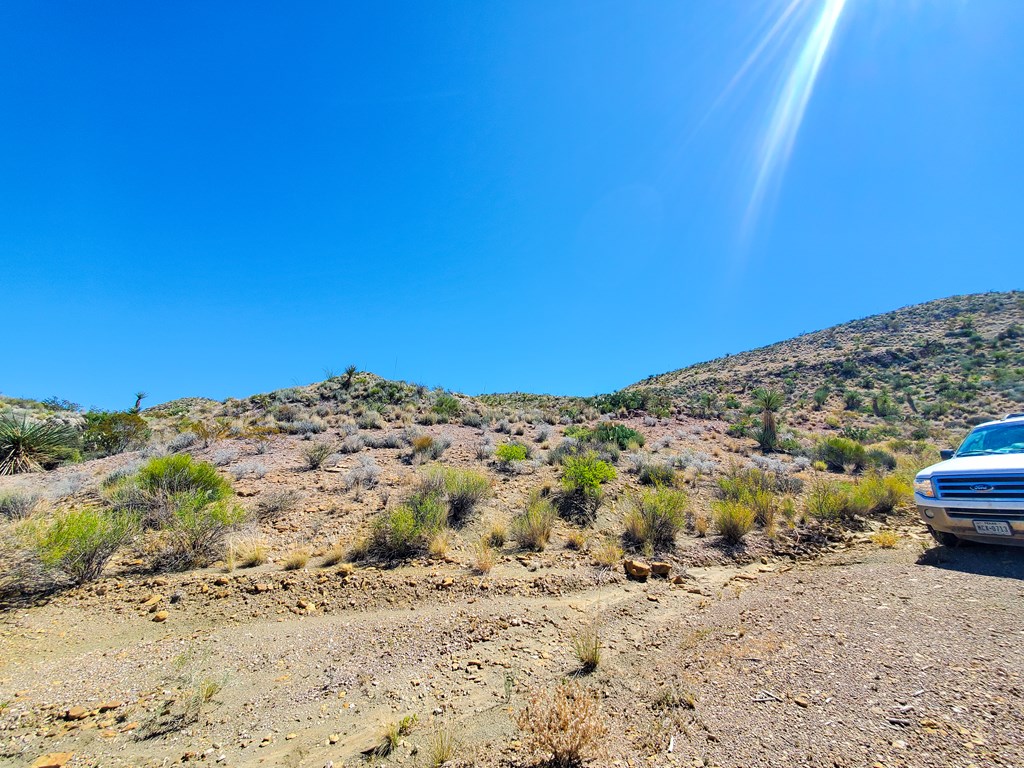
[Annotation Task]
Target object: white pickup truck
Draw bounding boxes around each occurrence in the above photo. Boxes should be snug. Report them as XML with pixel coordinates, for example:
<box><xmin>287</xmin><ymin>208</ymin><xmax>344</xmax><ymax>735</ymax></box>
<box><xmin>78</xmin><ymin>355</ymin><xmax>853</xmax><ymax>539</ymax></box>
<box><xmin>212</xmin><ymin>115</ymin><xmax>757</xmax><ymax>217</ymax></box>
<box><xmin>915</xmin><ymin>413</ymin><xmax>1024</xmax><ymax>546</ymax></box>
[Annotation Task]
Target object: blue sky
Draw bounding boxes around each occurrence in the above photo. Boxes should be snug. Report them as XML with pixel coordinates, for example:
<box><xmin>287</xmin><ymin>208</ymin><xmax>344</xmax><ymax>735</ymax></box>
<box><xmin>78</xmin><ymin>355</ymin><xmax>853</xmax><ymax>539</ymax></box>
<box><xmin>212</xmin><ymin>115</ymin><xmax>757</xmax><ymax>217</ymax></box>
<box><xmin>3</xmin><ymin>1</ymin><xmax>1022</xmax><ymax>410</ymax></box>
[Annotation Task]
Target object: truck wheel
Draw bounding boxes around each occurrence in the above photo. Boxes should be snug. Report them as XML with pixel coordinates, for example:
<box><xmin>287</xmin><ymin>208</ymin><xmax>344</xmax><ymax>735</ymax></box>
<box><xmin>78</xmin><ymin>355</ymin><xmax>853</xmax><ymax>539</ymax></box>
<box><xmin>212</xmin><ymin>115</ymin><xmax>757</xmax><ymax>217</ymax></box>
<box><xmin>929</xmin><ymin>529</ymin><xmax>959</xmax><ymax>547</ymax></box>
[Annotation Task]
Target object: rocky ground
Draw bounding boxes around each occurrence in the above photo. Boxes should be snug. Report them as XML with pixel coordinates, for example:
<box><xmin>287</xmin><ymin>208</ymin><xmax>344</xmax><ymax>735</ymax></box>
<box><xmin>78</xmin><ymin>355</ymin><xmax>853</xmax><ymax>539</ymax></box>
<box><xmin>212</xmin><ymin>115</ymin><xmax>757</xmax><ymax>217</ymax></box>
<box><xmin>2</xmin><ymin>525</ymin><xmax>1021</xmax><ymax>768</ymax></box>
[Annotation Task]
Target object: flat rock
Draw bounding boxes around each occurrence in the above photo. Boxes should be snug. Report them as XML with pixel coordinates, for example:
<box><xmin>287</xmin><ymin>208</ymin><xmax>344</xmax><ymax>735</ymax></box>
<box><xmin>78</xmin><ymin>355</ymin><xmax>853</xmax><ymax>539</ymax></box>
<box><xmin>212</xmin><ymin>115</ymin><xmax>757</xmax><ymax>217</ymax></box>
<box><xmin>624</xmin><ymin>560</ymin><xmax>651</xmax><ymax>580</ymax></box>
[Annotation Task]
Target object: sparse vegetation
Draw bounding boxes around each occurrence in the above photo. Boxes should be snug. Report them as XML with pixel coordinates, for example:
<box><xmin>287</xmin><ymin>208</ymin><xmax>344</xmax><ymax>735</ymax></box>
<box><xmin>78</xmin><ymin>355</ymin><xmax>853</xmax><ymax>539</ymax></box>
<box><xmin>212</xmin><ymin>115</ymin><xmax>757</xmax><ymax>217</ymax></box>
<box><xmin>712</xmin><ymin>500</ymin><xmax>756</xmax><ymax>544</ymax></box>
<box><xmin>515</xmin><ymin>680</ymin><xmax>608</xmax><ymax>768</ymax></box>
<box><xmin>571</xmin><ymin>623</ymin><xmax>602</xmax><ymax>672</ymax></box>
<box><xmin>512</xmin><ymin>490</ymin><xmax>556</xmax><ymax>551</ymax></box>
<box><xmin>622</xmin><ymin>487</ymin><xmax>689</xmax><ymax>551</ymax></box>
<box><xmin>557</xmin><ymin>452</ymin><xmax>615</xmax><ymax>524</ymax></box>
<box><xmin>21</xmin><ymin>506</ymin><xmax>138</xmax><ymax>585</ymax></box>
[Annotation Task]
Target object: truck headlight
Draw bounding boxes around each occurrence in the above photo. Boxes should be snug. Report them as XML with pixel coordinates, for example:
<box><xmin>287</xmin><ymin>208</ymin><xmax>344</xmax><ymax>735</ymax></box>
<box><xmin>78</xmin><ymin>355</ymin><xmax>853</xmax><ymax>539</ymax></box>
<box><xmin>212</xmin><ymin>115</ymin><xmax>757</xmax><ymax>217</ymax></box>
<box><xmin>914</xmin><ymin>476</ymin><xmax>936</xmax><ymax>498</ymax></box>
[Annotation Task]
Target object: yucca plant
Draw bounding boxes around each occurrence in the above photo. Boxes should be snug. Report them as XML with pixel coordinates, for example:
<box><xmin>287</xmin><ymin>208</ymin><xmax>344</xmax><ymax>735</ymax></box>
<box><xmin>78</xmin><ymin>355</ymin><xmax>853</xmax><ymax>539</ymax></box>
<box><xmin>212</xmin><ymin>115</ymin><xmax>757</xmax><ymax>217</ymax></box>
<box><xmin>0</xmin><ymin>416</ymin><xmax>76</xmax><ymax>475</ymax></box>
<box><xmin>751</xmin><ymin>388</ymin><xmax>784</xmax><ymax>453</ymax></box>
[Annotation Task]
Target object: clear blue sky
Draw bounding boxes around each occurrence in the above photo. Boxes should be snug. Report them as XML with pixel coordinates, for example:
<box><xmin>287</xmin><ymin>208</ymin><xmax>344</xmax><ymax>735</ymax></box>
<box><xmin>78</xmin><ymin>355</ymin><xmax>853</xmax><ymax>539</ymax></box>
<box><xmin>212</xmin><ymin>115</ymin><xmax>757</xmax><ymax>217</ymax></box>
<box><xmin>3</xmin><ymin>1</ymin><xmax>1022</xmax><ymax>410</ymax></box>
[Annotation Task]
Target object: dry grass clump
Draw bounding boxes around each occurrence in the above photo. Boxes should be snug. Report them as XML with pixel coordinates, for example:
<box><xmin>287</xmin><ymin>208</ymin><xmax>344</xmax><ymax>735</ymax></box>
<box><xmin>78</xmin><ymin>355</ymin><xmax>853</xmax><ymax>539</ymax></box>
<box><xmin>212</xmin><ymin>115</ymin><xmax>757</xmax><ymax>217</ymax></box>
<box><xmin>571</xmin><ymin>624</ymin><xmax>601</xmax><ymax>673</ymax></box>
<box><xmin>712</xmin><ymin>500</ymin><xmax>756</xmax><ymax>544</ymax></box>
<box><xmin>872</xmin><ymin>529</ymin><xmax>900</xmax><ymax>548</ymax></box>
<box><xmin>592</xmin><ymin>538</ymin><xmax>622</xmax><ymax>568</ymax></box>
<box><xmin>472</xmin><ymin>539</ymin><xmax>495</xmax><ymax>574</ymax></box>
<box><xmin>282</xmin><ymin>548</ymin><xmax>309</xmax><ymax>570</ymax></box>
<box><xmin>512</xmin><ymin>490</ymin><xmax>556</xmax><ymax>551</ymax></box>
<box><xmin>486</xmin><ymin>521</ymin><xmax>508</xmax><ymax>548</ymax></box>
<box><xmin>514</xmin><ymin>680</ymin><xmax>608</xmax><ymax>767</ymax></box>
<box><xmin>427</xmin><ymin>720</ymin><xmax>459</xmax><ymax>767</ymax></box>
<box><xmin>564</xmin><ymin>529</ymin><xmax>588</xmax><ymax>551</ymax></box>
<box><xmin>428</xmin><ymin>530</ymin><xmax>452</xmax><ymax>560</ymax></box>
<box><xmin>235</xmin><ymin>537</ymin><xmax>268</xmax><ymax>567</ymax></box>
<box><xmin>321</xmin><ymin>542</ymin><xmax>346</xmax><ymax>566</ymax></box>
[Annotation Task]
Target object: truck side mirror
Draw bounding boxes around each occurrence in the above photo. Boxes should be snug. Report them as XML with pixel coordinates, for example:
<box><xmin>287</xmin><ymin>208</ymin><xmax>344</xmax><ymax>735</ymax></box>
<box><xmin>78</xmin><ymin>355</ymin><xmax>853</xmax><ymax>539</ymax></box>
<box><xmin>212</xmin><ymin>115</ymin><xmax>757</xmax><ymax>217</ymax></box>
<box><xmin>940</xmin><ymin>449</ymin><xmax>954</xmax><ymax>460</ymax></box>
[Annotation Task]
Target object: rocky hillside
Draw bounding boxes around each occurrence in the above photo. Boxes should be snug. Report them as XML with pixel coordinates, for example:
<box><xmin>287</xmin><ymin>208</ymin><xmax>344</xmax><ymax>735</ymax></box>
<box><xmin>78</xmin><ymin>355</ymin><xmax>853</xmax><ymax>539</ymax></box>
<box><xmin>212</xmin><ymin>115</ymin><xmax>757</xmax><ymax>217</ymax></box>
<box><xmin>626</xmin><ymin>291</ymin><xmax>1024</xmax><ymax>436</ymax></box>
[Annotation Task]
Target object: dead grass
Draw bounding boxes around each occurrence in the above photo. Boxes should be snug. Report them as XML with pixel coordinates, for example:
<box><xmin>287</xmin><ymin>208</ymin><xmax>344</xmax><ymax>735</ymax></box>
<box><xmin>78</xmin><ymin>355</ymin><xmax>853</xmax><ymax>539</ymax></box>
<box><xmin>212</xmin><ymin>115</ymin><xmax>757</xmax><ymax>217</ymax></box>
<box><xmin>282</xmin><ymin>548</ymin><xmax>310</xmax><ymax>570</ymax></box>
<box><xmin>872</xmin><ymin>529</ymin><xmax>900</xmax><ymax>548</ymax></box>
<box><xmin>514</xmin><ymin>680</ymin><xmax>608</xmax><ymax>768</ymax></box>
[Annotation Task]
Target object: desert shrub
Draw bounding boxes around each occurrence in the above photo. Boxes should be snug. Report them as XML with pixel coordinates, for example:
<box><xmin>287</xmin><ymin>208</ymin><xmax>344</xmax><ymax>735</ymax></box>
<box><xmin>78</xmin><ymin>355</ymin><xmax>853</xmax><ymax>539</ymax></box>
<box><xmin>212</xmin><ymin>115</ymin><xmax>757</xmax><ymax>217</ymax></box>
<box><xmin>410</xmin><ymin>434</ymin><xmax>450</xmax><ymax>462</ymax></box>
<box><xmin>282</xmin><ymin>419</ymin><xmax>325</xmax><ymax>435</ymax></box>
<box><xmin>805</xmin><ymin>477</ymin><xmax>854</xmax><ymax>521</ymax></box>
<box><xmin>816</xmin><ymin>437</ymin><xmax>867</xmax><ymax>472</ymax></box>
<box><xmin>363</xmin><ymin>432</ymin><xmax>405</xmax><ymax>449</ymax></box>
<box><xmin>25</xmin><ymin>506</ymin><xmax>139</xmax><ymax>584</ymax></box>
<box><xmin>0</xmin><ymin>415</ymin><xmax>77</xmax><ymax>475</ymax></box>
<box><xmin>0</xmin><ymin>491</ymin><xmax>40</xmax><ymax>521</ymax></box>
<box><xmin>168</xmin><ymin>431</ymin><xmax>199</xmax><ymax>453</ymax></box>
<box><xmin>514</xmin><ymin>681</ymin><xmax>608</xmax><ymax>768</ymax></box>
<box><xmin>866</xmin><ymin>448</ymin><xmax>897</xmax><ymax>470</ymax></box>
<box><xmin>136</xmin><ymin>454</ymin><xmax>233</xmax><ymax>502</ymax></box>
<box><xmin>429</xmin><ymin>467</ymin><xmax>491</xmax><ymax>525</ymax></box>
<box><xmin>872</xmin><ymin>529</ymin><xmax>899</xmax><ymax>548</ymax></box>
<box><xmin>512</xmin><ymin>491</ymin><xmax>556</xmax><ymax>551</ymax></box>
<box><xmin>432</xmin><ymin>393</ymin><xmax>462</xmax><ymax>420</ymax></box>
<box><xmin>302</xmin><ymin>441</ymin><xmax>335</xmax><ymax>470</ymax></box>
<box><xmin>622</xmin><ymin>487</ymin><xmax>689</xmax><ymax>551</ymax></box>
<box><xmin>234</xmin><ymin>537</ymin><xmax>268</xmax><ymax>567</ymax></box>
<box><xmin>159</xmin><ymin>495</ymin><xmax>246</xmax><ymax>570</ymax></box>
<box><xmin>338</xmin><ymin>434</ymin><xmax>364</xmax><ymax>454</ymax></box>
<box><xmin>712</xmin><ymin>500</ymin><xmax>756</xmax><ymax>544</ymax></box>
<box><xmin>565</xmin><ymin>529</ymin><xmax>588</xmax><ymax>550</ymax></box>
<box><xmin>212</xmin><ymin>448</ymin><xmax>238</xmax><ymax>467</ymax></box>
<box><xmin>369</xmin><ymin>488</ymin><xmax>447</xmax><ymax>559</ymax></box>
<box><xmin>638</xmin><ymin>461</ymin><xmax>676</xmax><ymax>487</ymax></box>
<box><xmin>495</xmin><ymin>441</ymin><xmax>529</xmax><ymax>468</ymax></box>
<box><xmin>345</xmin><ymin>456</ymin><xmax>381</xmax><ymax>490</ymax></box>
<box><xmin>557</xmin><ymin>453</ymin><xmax>615</xmax><ymax>524</ymax></box>
<box><xmin>252</xmin><ymin>490</ymin><xmax>301</xmax><ymax>522</ymax></box>
<box><xmin>591</xmin><ymin>423</ymin><xmax>644</xmax><ymax>450</ymax></box>
<box><xmin>357</xmin><ymin>411</ymin><xmax>383</xmax><ymax>430</ymax></box>
<box><xmin>230</xmin><ymin>461</ymin><xmax>266</xmax><ymax>480</ymax></box>
<box><xmin>851</xmin><ymin>471</ymin><xmax>911</xmax><ymax>515</ymax></box>
<box><xmin>82</xmin><ymin>411</ymin><xmax>150</xmax><ymax>456</ymax></box>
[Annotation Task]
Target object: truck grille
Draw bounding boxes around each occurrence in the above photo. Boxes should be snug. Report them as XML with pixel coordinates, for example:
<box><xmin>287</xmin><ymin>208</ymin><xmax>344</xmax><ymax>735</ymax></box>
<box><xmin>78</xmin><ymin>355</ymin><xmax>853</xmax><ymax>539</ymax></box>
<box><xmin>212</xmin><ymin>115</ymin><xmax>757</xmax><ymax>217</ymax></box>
<box><xmin>935</xmin><ymin>475</ymin><xmax>1024</xmax><ymax>501</ymax></box>
<box><xmin>946</xmin><ymin>508</ymin><xmax>1024</xmax><ymax>522</ymax></box>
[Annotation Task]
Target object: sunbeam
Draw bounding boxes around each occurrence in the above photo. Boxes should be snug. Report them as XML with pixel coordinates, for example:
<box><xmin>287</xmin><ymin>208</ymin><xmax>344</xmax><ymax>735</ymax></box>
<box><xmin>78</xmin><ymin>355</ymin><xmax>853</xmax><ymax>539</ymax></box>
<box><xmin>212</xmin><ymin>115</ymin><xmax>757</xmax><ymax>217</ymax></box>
<box><xmin>743</xmin><ymin>0</ymin><xmax>849</xmax><ymax>235</ymax></box>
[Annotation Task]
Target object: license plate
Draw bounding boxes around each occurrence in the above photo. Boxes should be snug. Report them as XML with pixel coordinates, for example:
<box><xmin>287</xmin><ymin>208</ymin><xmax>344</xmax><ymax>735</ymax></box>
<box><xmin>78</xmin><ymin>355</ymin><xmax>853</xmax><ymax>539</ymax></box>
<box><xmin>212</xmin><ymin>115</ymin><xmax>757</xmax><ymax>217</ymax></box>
<box><xmin>973</xmin><ymin>520</ymin><xmax>1013</xmax><ymax>536</ymax></box>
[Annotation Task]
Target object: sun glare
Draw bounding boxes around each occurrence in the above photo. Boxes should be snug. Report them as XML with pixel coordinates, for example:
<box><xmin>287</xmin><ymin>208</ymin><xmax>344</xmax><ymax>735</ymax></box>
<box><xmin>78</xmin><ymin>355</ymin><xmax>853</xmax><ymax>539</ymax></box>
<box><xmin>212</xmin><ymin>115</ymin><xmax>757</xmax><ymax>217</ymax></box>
<box><xmin>741</xmin><ymin>0</ymin><xmax>849</xmax><ymax>235</ymax></box>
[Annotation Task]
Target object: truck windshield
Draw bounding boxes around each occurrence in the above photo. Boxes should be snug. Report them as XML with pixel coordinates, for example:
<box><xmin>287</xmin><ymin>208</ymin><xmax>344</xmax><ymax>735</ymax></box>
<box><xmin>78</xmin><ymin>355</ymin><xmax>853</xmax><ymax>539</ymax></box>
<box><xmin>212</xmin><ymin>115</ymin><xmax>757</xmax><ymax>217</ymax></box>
<box><xmin>956</xmin><ymin>423</ymin><xmax>1024</xmax><ymax>456</ymax></box>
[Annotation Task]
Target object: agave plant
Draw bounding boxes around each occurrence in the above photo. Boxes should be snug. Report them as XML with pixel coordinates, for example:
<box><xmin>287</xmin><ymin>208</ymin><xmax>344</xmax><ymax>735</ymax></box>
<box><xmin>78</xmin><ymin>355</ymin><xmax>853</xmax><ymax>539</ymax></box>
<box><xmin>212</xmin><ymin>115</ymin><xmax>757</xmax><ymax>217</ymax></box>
<box><xmin>0</xmin><ymin>415</ymin><xmax>76</xmax><ymax>475</ymax></box>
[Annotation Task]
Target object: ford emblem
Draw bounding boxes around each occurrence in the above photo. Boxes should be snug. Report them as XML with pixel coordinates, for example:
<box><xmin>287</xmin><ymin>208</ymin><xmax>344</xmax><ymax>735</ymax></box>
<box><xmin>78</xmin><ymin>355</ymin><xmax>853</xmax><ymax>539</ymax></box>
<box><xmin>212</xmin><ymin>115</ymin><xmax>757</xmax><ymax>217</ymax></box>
<box><xmin>970</xmin><ymin>484</ymin><xmax>994</xmax><ymax>492</ymax></box>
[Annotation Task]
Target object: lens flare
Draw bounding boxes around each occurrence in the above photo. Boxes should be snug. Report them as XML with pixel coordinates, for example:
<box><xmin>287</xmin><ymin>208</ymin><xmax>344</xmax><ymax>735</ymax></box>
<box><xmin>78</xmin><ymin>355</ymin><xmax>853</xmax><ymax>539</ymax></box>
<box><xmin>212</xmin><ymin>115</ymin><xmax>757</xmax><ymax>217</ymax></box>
<box><xmin>743</xmin><ymin>0</ymin><xmax>848</xmax><ymax>234</ymax></box>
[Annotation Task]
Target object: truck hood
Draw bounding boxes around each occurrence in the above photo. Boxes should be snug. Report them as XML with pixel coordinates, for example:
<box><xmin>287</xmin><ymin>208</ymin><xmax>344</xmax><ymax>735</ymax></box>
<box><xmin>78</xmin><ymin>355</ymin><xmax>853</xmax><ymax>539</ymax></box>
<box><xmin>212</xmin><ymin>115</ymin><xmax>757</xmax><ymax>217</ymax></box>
<box><xmin>920</xmin><ymin>453</ymin><xmax>1024</xmax><ymax>477</ymax></box>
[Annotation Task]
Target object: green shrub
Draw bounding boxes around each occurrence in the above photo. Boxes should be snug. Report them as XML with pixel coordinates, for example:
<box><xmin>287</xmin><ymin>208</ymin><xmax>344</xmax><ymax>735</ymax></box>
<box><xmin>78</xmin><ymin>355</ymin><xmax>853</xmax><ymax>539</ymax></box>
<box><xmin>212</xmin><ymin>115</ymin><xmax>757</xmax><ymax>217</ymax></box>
<box><xmin>136</xmin><ymin>454</ymin><xmax>233</xmax><ymax>501</ymax></box>
<box><xmin>816</xmin><ymin>437</ymin><xmax>867</xmax><ymax>472</ymax></box>
<box><xmin>159</xmin><ymin>495</ymin><xmax>246</xmax><ymax>570</ymax></box>
<box><xmin>369</xmin><ymin>488</ymin><xmax>447</xmax><ymax>559</ymax></box>
<box><xmin>558</xmin><ymin>453</ymin><xmax>615</xmax><ymax>524</ymax></box>
<box><xmin>638</xmin><ymin>461</ymin><xmax>676</xmax><ymax>487</ymax></box>
<box><xmin>27</xmin><ymin>506</ymin><xmax>139</xmax><ymax>584</ymax></box>
<box><xmin>851</xmin><ymin>471</ymin><xmax>911</xmax><ymax>515</ymax></box>
<box><xmin>429</xmin><ymin>467</ymin><xmax>491</xmax><ymax>525</ymax></box>
<box><xmin>865</xmin><ymin>448</ymin><xmax>897</xmax><ymax>471</ymax></box>
<box><xmin>591</xmin><ymin>423</ymin><xmax>644</xmax><ymax>450</ymax></box>
<box><xmin>302</xmin><ymin>441</ymin><xmax>335</xmax><ymax>470</ymax></box>
<box><xmin>432</xmin><ymin>393</ymin><xmax>462</xmax><ymax>420</ymax></box>
<box><xmin>711</xmin><ymin>500</ymin><xmax>755</xmax><ymax>544</ymax></box>
<box><xmin>82</xmin><ymin>411</ymin><xmax>151</xmax><ymax>456</ymax></box>
<box><xmin>0</xmin><ymin>416</ymin><xmax>77</xmax><ymax>475</ymax></box>
<box><xmin>512</xmin><ymin>491</ymin><xmax>556</xmax><ymax>551</ymax></box>
<box><xmin>622</xmin><ymin>488</ymin><xmax>689</xmax><ymax>551</ymax></box>
<box><xmin>495</xmin><ymin>442</ymin><xmax>529</xmax><ymax>464</ymax></box>
<box><xmin>805</xmin><ymin>477</ymin><xmax>855</xmax><ymax>521</ymax></box>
